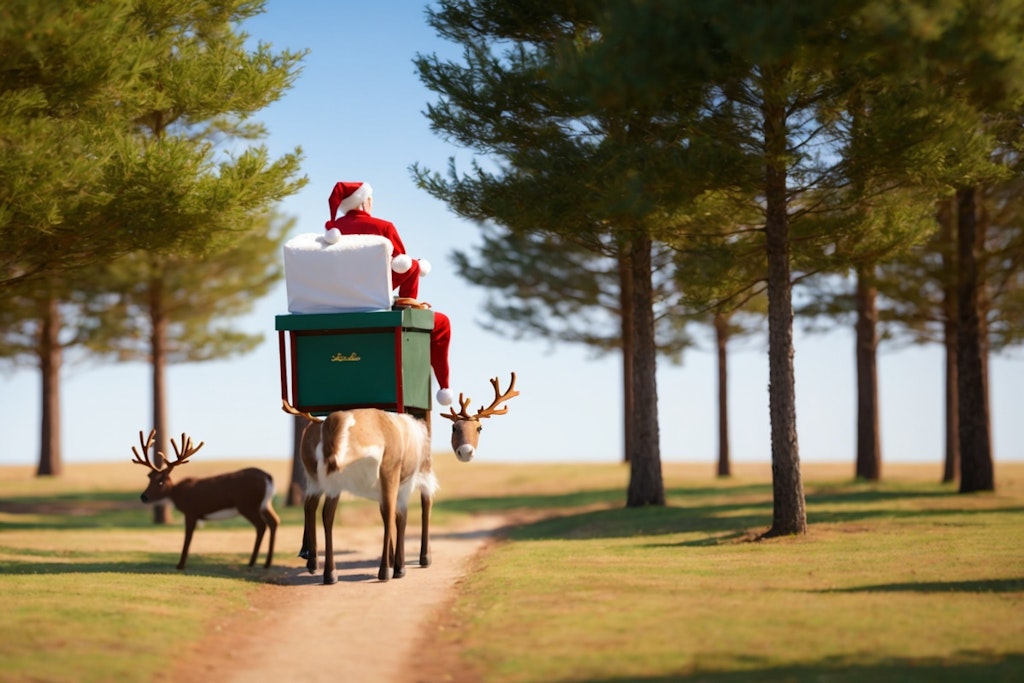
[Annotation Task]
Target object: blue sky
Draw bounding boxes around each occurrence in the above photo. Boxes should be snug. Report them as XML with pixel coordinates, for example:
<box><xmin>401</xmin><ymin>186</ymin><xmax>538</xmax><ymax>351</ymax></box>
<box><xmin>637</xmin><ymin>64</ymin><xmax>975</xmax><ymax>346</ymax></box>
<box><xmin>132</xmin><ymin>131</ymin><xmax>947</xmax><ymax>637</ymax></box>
<box><xmin>1</xmin><ymin>0</ymin><xmax>1022</xmax><ymax>470</ymax></box>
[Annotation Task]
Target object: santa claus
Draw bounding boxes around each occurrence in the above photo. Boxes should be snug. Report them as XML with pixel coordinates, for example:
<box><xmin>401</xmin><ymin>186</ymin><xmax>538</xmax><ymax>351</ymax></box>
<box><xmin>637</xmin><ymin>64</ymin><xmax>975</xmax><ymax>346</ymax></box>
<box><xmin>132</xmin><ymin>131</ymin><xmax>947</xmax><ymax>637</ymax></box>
<box><xmin>324</xmin><ymin>181</ymin><xmax>454</xmax><ymax>407</ymax></box>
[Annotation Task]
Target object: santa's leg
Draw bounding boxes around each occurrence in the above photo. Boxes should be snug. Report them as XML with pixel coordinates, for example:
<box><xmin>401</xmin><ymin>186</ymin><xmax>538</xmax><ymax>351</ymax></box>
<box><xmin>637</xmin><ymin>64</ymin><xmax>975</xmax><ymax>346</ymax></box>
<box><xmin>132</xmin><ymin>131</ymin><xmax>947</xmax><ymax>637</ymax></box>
<box><xmin>431</xmin><ymin>311</ymin><xmax>453</xmax><ymax>405</ymax></box>
<box><xmin>393</xmin><ymin>261</ymin><xmax>421</xmax><ymax>299</ymax></box>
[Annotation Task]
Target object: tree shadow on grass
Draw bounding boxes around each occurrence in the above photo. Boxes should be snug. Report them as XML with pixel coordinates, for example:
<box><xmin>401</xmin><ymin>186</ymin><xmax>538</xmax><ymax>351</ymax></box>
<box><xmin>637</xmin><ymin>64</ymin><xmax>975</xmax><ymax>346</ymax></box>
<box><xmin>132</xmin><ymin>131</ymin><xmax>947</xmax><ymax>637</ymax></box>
<box><xmin>0</xmin><ymin>551</ymin><xmax>295</xmax><ymax>583</ymax></box>
<box><xmin>0</xmin><ymin>491</ymin><xmax>305</xmax><ymax>530</ymax></box>
<box><xmin>547</xmin><ymin>652</ymin><xmax>1024</xmax><ymax>683</ymax></box>
<box><xmin>474</xmin><ymin>484</ymin><xmax>1023</xmax><ymax>544</ymax></box>
<box><xmin>4</xmin><ymin>481</ymin><xmax>1018</xmax><ymax>544</ymax></box>
<box><xmin>817</xmin><ymin>577</ymin><xmax>1024</xmax><ymax>594</ymax></box>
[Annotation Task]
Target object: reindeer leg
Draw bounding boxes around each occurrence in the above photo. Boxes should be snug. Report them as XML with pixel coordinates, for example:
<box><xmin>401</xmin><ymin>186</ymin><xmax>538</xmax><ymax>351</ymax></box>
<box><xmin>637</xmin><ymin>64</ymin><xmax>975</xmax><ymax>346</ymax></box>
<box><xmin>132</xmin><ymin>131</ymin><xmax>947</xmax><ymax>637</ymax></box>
<box><xmin>263</xmin><ymin>503</ymin><xmax>279</xmax><ymax>568</ymax></box>
<box><xmin>178</xmin><ymin>516</ymin><xmax>197</xmax><ymax>570</ymax></box>
<box><xmin>322</xmin><ymin>495</ymin><xmax>340</xmax><ymax>585</ymax></box>
<box><xmin>242</xmin><ymin>509</ymin><xmax>266</xmax><ymax>568</ymax></box>
<box><xmin>419</xmin><ymin>491</ymin><xmax>432</xmax><ymax>568</ymax></box>
<box><xmin>378</xmin><ymin>480</ymin><xmax>399</xmax><ymax>582</ymax></box>
<box><xmin>301</xmin><ymin>494</ymin><xmax>319</xmax><ymax>573</ymax></box>
<box><xmin>394</xmin><ymin>503</ymin><xmax>408</xmax><ymax>579</ymax></box>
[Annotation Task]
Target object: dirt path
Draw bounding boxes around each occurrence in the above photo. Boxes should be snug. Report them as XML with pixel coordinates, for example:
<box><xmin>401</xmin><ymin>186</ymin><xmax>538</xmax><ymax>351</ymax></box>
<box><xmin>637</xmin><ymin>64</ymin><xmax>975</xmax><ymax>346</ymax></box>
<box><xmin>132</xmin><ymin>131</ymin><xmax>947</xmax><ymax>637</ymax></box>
<box><xmin>166</xmin><ymin>515</ymin><xmax>506</xmax><ymax>683</ymax></box>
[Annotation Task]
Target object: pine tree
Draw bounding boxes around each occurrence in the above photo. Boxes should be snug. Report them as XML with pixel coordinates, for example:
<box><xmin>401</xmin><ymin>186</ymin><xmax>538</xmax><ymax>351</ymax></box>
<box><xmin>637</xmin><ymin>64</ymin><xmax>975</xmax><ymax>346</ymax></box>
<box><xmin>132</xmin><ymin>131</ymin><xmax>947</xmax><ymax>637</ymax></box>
<box><xmin>1</xmin><ymin>1</ymin><xmax>306</xmax><ymax>483</ymax></box>
<box><xmin>851</xmin><ymin>0</ymin><xmax>1024</xmax><ymax>492</ymax></box>
<box><xmin>84</xmin><ymin>211</ymin><xmax>293</xmax><ymax>518</ymax></box>
<box><xmin>414</xmin><ymin>0</ymin><xmax>710</xmax><ymax>505</ymax></box>
<box><xmin>448</xmin><ymin>225</ymin><xmax>692</xmax><ymax>462</ymax></box>
<box><xmin>97</xmin><ymin>0</ymin><xmax>304</xmax><ymax>508</ymax></box>
<box><xmin>0</xmin><ymin>0</ymin><xmax>159</xmax><ymax>285</ymax></box>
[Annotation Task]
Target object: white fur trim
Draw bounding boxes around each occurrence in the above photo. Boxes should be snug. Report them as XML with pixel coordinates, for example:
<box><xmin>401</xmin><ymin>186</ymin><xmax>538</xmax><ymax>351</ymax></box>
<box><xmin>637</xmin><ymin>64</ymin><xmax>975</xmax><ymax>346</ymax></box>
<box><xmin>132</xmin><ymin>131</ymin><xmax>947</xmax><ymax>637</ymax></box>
<box><xmin>339</xmin><ymin>182</ymin><xmax>373</xmax><ymax>215</ymax></box>
<box><xmin>436</xmin><ymin>388</ymin><xmax>454</xmax><ymax>406</ymax></box>
<box><xmin>392</xmin><ymin>253</ymin><xmax>413</xmax><ymax>274</ymax></box>
<box><xmin>323</xmin><ymin>227</ymin><xmax>342</xmax><ymax>244</ymax></box>
<box><xmin>418</xmin><ymin>258</ymin><xmax>431</xmax><ymax>276</ymax></box>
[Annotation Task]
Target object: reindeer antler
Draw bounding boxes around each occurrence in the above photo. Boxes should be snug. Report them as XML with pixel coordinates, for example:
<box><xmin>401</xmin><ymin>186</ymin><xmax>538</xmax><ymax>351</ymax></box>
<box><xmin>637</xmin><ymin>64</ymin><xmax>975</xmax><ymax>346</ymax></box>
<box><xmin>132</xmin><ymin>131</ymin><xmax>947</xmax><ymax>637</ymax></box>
<box><xmin>161</xmin><ymin>432</ymin><xmax>204</xmax><ymax>469</ymax></box>
<box><xmin>441</xmin><ymin>394</ymin><xmax>475</xmax><ymax>423</ymax></box>
<box><xmin>475</xmin><ymin>372</ymin><xmax>519</xmax><ymax>419</ymax></box>
<box><xmin>281</xmin><ymin>399</ymin><xmax>325</xmax><ymax>423</ymax></box>
<box><xmin>130</xmin><ymin>429</ymin><xmax>160</xmax><ymax>471</ymax></box>
<box><xmin>440</xmin><ymin>373</ymin><xmax>519</xmax><ymax>422</ymax></box>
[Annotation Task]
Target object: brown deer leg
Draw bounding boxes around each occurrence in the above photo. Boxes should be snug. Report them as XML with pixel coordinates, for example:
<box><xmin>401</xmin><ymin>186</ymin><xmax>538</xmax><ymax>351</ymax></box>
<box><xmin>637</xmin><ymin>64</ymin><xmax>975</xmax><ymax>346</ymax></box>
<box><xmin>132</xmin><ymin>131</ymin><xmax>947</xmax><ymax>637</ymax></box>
<box><xmin>301</xmin><ymin>494</ymin><xmax>319</xmax><ymax>573</ymax></box>
<box><xmin>322</xmin><ymin>495</ymin><xmax>340</xmax><ymax>585</ymax></box>
<box><xmin>247</xmin><ymin>516</ymin><xmax>266</xmax><ymax>567</ymax></box>
<box><xmin>178</xmin><ymin>517</ymin><xmax>197</xmax><ymax>570</ymax></box>
<box><xmin>394</xmin><ymin>503</ymin><xmax>407</xmax><ymax>579</ymax></box>
<box><xmin>419</xmin><ymin>491</ymin><xmax>432</xmax><ymax>568</ymax></box>
<box><xmin>378</xmin><ymin>482</ymin><xmax>399</xmax><ymax>582</ymax></box>
<box><xmin>263</xmin><ymin>504</ymin><xmax>279</xmax><ymax>568</ymax></box>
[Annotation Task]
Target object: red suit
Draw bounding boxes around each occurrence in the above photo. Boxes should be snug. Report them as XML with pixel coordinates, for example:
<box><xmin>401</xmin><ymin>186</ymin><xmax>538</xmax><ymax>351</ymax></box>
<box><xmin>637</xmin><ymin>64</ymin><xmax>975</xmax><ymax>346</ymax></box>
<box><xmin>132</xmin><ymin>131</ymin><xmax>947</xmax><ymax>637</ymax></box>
<box><xmin>325</xmin><ymin>181</ymin><xmax>452</xmax><ymax>400</ymax></box>
<box><xmin>326</xmin><ymin>209</ymin><xmax>422</xmax><ymax>299</ymax></box>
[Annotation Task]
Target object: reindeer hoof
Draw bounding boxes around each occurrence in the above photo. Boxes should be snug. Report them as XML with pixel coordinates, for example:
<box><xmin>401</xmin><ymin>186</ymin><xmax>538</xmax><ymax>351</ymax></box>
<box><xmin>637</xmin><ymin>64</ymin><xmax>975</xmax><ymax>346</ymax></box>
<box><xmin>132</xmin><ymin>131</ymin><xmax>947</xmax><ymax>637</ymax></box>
<box><xmin>323</xmin><ymin>570</ymin><xmax>337</xmax><ymax>585</ymax></box>
<box><xmin>419</xmin><ymin>553</ymin><xmax>431</xmax><ymax>568</ymax></box>
<box><xmin>378</xmin><ymin>568</ymin><xmax>391</xmax><ymax>582</ymax></box>
<box><xmin>393</xmin><ymin>567</ymin><xmax>406</xmax><ymax>579</ymax></box>
<box><xmin>298</xmin><ymin>549</ymin><xmax>310</xmax><ymax>560</ymax></box>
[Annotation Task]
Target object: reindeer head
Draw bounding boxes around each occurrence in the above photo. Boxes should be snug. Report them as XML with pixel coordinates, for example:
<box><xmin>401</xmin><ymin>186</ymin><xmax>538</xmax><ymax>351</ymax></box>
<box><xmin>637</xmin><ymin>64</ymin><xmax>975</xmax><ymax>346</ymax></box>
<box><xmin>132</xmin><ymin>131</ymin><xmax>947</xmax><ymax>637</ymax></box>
<box><xmin>130</xmin><ymin>430</ymin><xmax>205</xmax><ymax>503</ymax></box>
<box><xmin>439</xmin><ymin>373</ymin><xmax>519</xmax><ymax>462</ymax></box>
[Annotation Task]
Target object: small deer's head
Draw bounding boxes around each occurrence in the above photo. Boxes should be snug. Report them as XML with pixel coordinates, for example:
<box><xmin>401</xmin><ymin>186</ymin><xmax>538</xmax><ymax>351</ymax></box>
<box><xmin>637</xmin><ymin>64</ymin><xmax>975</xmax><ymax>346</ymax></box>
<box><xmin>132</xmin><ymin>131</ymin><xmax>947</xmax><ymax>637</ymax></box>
<box><xmin>130</xmin><ymin>430</ymin><xmax>204</xmax><ymax>503</ymax></box>
<box><xmin>439</xmin><ymin>373</ymin><xmax>519</xmax><ymax>462</ymax></box>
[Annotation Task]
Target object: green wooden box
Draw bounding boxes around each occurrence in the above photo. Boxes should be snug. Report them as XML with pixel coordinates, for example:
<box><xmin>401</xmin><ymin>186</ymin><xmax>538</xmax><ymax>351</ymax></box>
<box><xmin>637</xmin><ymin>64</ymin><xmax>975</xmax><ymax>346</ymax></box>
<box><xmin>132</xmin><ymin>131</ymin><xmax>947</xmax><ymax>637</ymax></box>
<box><xmin>276</xmin><ymin>308</ymin><xmax>433</xmax><ymax>416</ymax></box>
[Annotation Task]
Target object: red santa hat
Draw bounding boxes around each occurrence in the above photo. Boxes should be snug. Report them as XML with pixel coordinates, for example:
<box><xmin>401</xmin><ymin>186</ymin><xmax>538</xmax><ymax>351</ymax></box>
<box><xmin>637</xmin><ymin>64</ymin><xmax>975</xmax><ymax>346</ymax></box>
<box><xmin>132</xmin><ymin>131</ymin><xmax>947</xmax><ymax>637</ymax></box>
<box><xmin>328</xmin><ymin>181</ymin><xmax>373</xmax><ymax>221</ymax></box>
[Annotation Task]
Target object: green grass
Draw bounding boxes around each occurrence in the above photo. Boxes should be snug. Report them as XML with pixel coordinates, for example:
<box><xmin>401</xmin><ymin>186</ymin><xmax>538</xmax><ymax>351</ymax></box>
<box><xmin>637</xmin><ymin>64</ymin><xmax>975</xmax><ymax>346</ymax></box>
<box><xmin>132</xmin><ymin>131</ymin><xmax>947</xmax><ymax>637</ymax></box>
<box><xmin>0</xmin><ymin>460</ymin><xmax>301</xmax><ymax>683</ymax></box>
<box><xmin>438</xmin><ymin>466</ymin><xmax>1024</xmax><ymax>683</ymax></box>
<box><xmin>1</xmin><ymin>460</ymin><xmax>1022</xmax><ymax>682</ymax></box>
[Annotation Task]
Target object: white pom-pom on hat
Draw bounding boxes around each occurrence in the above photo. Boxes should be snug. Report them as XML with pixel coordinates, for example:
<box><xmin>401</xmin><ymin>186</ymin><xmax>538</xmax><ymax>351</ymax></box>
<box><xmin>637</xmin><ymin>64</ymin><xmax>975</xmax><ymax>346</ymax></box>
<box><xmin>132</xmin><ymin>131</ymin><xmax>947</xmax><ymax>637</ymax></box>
<box><xmin>392</xmin><ymin>254</ymin><xmax>413</xmax><ymax>274</ymax></box>
<box><xmin>418</xmin><ymin>258</ymin><xmax>432</xmax><ymax>276</ymax></box>
<box><xmin>436</xmin><ymin>388</ymin><xmax>454</xmax><ymax>406</ymax></box>
<box><xmin>323</xmin><ymin>228</ymin><xmax>342</xmax><ymax>244</ymax></box>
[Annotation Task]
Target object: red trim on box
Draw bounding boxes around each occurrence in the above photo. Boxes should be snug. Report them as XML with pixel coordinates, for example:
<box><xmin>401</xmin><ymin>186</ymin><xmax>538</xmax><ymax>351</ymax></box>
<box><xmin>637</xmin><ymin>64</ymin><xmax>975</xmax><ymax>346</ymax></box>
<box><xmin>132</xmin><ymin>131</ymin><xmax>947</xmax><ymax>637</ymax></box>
<box><xmin>278</xmin><ymin>330</ymin><xmax>289</xmax><ymax>404</ymax></box>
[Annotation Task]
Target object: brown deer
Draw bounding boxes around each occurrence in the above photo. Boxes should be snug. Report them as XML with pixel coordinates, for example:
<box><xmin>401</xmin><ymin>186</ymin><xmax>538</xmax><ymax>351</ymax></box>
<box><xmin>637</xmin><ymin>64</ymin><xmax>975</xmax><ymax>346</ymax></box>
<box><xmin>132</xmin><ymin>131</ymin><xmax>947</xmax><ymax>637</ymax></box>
<box><xmin>285</xmin><ymin>372</ymin><xmax>519</xmax><ymax>584</ymax></box>
<box><xmin>130</xmin><ymin>430</ymin><xmax>279</xmax><ymax>570</ymax></box>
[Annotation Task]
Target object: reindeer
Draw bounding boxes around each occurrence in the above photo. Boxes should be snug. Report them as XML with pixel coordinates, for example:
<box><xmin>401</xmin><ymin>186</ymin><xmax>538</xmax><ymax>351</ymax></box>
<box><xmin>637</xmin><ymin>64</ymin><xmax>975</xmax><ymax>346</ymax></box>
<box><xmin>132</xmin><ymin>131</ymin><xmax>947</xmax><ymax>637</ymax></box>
<box><xmin>130</xmin><ymin>430</ymin><xmax>279</xmax><ymax>570</ymax></box>
<box><xmin>285</xmin><ymin>372</ymin><xmax>518</xmax><ymax>584</ymax></box>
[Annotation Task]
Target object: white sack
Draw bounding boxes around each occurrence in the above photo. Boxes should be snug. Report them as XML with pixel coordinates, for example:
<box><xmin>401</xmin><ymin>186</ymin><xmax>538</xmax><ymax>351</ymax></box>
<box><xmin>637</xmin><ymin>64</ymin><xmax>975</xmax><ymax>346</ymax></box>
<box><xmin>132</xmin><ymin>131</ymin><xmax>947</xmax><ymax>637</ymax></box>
<box><xmin>283</xmin><ymin>233</ymin><xmax>394</xmax><ymax>313</ymax></box>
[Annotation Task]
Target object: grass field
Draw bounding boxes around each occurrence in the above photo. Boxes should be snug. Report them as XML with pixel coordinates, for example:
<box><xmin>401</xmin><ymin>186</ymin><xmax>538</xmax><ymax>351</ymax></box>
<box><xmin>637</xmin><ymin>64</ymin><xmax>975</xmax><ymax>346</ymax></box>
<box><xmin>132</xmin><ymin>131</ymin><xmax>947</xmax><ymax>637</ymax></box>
<box><xmin>1</xmin><ymin>459</ymin><xmax>1022</xmax><ymax>682</ymax></box>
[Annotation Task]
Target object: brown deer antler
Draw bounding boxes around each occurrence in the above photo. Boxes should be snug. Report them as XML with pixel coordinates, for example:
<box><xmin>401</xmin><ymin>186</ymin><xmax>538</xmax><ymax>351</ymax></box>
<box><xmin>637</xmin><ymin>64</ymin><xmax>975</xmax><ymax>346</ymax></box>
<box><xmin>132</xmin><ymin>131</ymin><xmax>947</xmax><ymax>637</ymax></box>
<box><xmin>159</xmin><ymin>432</ymin><xmax>205</xmax><ymax>469</ymax></box>
<box><xmin>474</xmin><ymin>372</ymin><xmax>519</xmax><ymax>419</ymax></box>
<box><xmin>130</xmin><ymin>429</ymin><xmax>160</xmax><ymax>471</ymax></box>
<box><xmin>440</xmin><ymin>394</ymin><xmax>474</xmax><ymax>423</ymax></box>
<box><xmin>440</xmin><ymin>373</ymin><xmax>519</xmax><ymax>422</ymax></box>
<box><xmin>281</xmin><ymin>399</ymin><xmax>325</xmax><ymax>424</ymax></box>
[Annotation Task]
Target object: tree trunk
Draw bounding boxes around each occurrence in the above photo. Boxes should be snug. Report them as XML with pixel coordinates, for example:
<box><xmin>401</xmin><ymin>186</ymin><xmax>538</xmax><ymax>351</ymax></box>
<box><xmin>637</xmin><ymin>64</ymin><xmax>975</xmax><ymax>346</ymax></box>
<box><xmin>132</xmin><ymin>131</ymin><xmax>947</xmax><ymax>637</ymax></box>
<box><xmin>854</xmin><ymin>268</ymin><xmax>881</xmax><ymax>481</ymax></box>
<box><xmin>36</xmin><ymin>295</ymin><xmax>63</xmax><ymax>477</ymax></box>
<box><xmin>625</xmin><ymin>234</ymin><xmax>664</xmax><ymax>507</ymax></box>
<box><xmin>955</xmin><ymin>186</ymin><xmax>994</xmax><ymax>493</ymax></box>
<box><xmin>714</xmin><ymin>310</ymin><xmax>731</xmax><ymax>477</ymax></box>
<box><xmin>942</xmin><ymin>316</ymin><xmax>959</xmax><ymax>483</ymax></box>
<box><xmin>760</xmin><ymin>68</ymin><xmax>807</xmax><ymax>536</ymax></box>
<box><xmin>937</xmin><ymin>199</ymin><xmax>959</xmax><ymax>484</ymax></box>
<box><xmin>287</xmin><ymin>415</ymin><xmax>307</xmax><ymax>506</ymax></box>
<box><xmin>150</xmin><ymin>277</ymin><xmax>172</xmax><ymax>524</ymax></box>
<box><xmin>619</xmin><ymin>250</ymin><xmax>635</xmax><ymax>463</ymax></box>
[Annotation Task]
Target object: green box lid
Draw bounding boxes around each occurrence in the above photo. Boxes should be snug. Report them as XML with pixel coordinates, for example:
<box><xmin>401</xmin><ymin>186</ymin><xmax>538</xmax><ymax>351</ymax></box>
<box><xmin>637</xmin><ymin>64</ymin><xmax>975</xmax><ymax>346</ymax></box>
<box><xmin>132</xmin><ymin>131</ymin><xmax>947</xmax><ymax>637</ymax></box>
<box><xmin>275</xmin><ymin>308</ymin><xmax>434</xmax><ymax>332</ymax></box>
